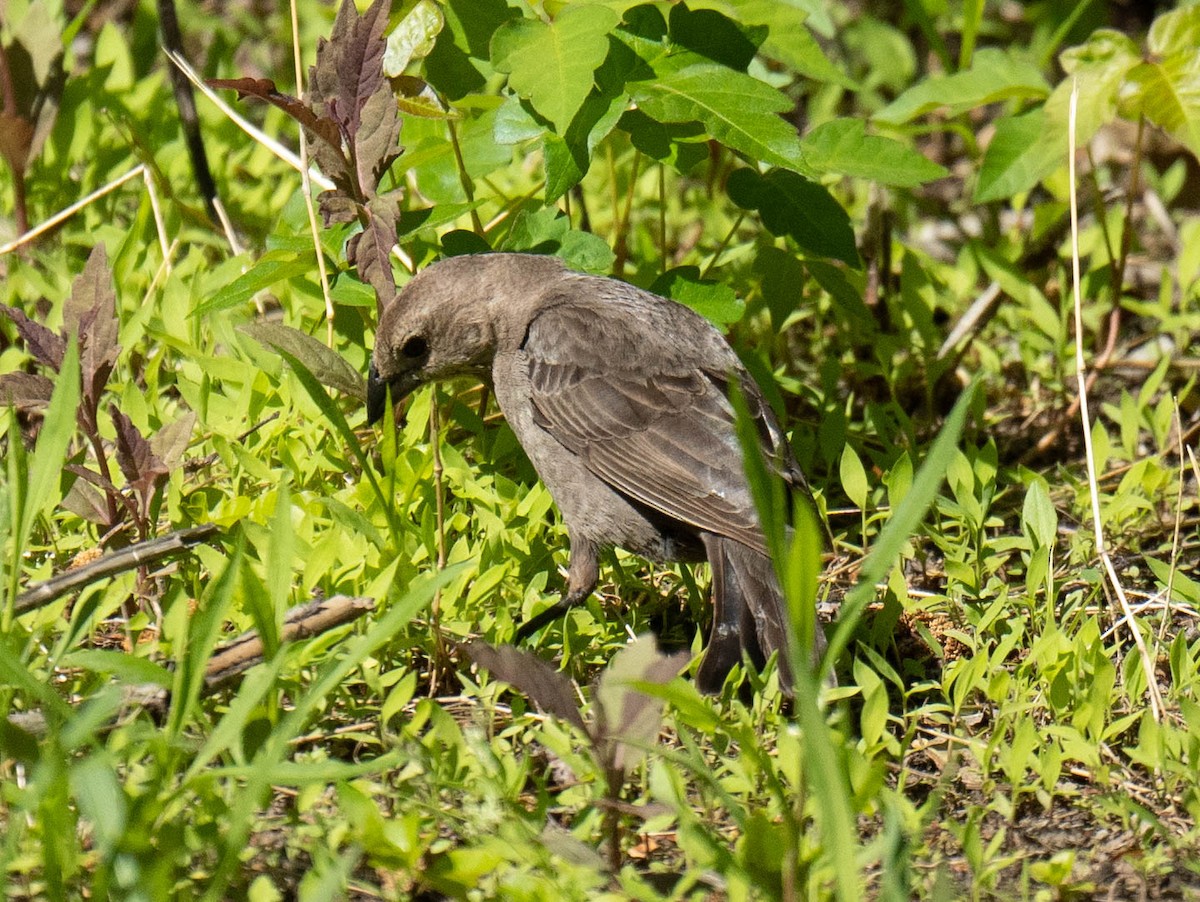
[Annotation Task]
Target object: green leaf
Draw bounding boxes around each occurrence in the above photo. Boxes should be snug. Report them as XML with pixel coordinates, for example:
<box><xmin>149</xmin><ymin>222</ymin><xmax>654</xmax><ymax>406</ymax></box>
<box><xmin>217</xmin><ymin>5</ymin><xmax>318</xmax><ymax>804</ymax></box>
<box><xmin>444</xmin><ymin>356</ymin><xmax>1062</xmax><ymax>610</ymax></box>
<box><xmin>70</xmin><ymin>755</ymin><xmax>127</xmax><ymax>853</ymax></box>
<box><xmin>825</xmin><ymin>381</ymin><xmax>979</xmax><ymax>674</ymax></box>
<box><xmin>630</xmin><ymin>62</ymin><xmax>813</xmax><ymax>176</ymax></box>
<box><xmin>618</xmin><ymin>108</ymin><xmax>707</xmax><ymax>172</ymax></box>
<box><xmin>1021</xmin><ymin>479</ymin><xmax>1057</xmax><ymax>549</ymax></box>
<box><xmin>875</xmin><ymin>47</ymin><xmax>1049</xmax><ymax>124</ymax></box>
<box><xmin>396</xmin><ymin>201</ymin><xmax>484</xmax><ymax>240</ymax></box>
<box><xmin>840</xmin><ymin>444</ymin><xmax>869</xmax><ymax>509</ymax></box>
<box><xmin>21</xmin><ymin>337</ymin><xmax>79</xmax><ymax>552</ymax></box>
<box><xmin>1053</xmin><ymin>28</ymin><xmax>1140</xmax><ymax>143</ymax></box>
<box><xmin>501</xmin><ymin>205</ymin><xmax>568</xmax><ymax>253</ymax></box>
<box><xmin>193</xmin><ymin>251</ymin><xmax>313</xmax><ymax>318</ymax></box>
<box><xmin>753</xmin><ymin>7</ymin><xmax>856</xmax><ymax>88</ymax></box>
<box><xmin>666</xmin><ymin>3</ymin><xmax>763</xmax><ymax>72</ymax></box>
<box><xmin>801</xmin><ymin>118</ymin><xmax>946</xmax><ymax>187</ymax></box>
<box><xmin>650</xmin><ymin>267</ymin><xmax>744</xmax><ymax>326</ymax></box>
<box><xmin>383</xmin><ymin>0</ymin><xmax>444</xmax><ymax>76</ymax></box>
<box><xmin>239</xmin><ymin>321</ymin><xmax>367</xmax><ymax>401</ymax></box>
<box><xmin>974</xmin><ymin>108</ymin><xmax>1061</xmax><ymax>203</ymax></box>
<box><xmin>1122</xmin><ymin>54</ymin><xmax>1200</xmax><ymax>160</ymax></box>
<box><xmin>543</xmin><ymin>83</ymin><xmax>627</xmax><ymax>202</ymax></box>
<box><xmin>728</xmin><ymin>167</ymin><xmax>859</xmax><ymax>266</ymax></box>
<box><xmin>559</xmin><ymin>230</ymin><xmax>615</xmax><ymax>274</ymax></box>
<box><xmin>59</xmin><ymin>649</ymin><xmax>173</xmax><ymax>687</ymax></box>
<box><xmin>490</xmin><ymin>4</ymin><xmax>620</xmax><ymax>133</ymax></box>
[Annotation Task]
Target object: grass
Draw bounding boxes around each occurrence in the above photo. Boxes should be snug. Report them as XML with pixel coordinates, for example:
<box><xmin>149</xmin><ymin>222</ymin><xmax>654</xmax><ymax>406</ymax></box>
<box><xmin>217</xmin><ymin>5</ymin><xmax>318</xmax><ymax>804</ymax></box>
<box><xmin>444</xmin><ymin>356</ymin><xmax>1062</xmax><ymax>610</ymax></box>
<box><xmin>2</xmin><ymin>1</ymin><xmax>1199</xmax><ymax>899</ymax></box>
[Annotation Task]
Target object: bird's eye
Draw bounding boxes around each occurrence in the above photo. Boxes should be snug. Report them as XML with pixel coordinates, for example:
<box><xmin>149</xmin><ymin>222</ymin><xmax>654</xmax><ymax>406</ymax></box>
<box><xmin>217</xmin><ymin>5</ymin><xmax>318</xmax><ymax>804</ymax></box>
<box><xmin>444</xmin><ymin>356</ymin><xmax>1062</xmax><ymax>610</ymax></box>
<box><xmin>401</xmin><ymin>336</ymin><xmax>428</xmax><ymax>358</ymax></box>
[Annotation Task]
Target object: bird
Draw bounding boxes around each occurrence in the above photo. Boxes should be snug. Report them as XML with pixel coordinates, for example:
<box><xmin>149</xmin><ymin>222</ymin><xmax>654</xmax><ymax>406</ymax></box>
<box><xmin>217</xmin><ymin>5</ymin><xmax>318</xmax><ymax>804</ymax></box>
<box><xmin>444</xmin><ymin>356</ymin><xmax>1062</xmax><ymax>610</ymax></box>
<box><xmin>367</xmin><ymin>252</ymin><xmax>824</xmax><ymax>694</ymax></box>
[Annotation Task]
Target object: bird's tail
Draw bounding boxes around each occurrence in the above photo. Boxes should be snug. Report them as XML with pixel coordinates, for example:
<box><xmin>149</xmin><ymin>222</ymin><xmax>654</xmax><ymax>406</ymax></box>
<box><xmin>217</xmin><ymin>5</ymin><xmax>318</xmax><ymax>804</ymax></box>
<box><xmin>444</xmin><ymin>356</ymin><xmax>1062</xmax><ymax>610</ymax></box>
<box><xmin>696</xmin><ymin>535</ymin><xmax>827</xmax><ymax>696</ymax></box>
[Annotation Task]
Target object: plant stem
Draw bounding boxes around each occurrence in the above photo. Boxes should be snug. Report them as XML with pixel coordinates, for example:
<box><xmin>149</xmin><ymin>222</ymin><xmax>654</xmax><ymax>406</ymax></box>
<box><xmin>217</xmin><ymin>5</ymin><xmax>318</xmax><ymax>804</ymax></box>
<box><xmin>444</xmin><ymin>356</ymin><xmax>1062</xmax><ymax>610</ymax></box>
<box><xmin>447</xmin><ymin>117</ymin><xmax>484</xmax><ymax>235</ymax></box>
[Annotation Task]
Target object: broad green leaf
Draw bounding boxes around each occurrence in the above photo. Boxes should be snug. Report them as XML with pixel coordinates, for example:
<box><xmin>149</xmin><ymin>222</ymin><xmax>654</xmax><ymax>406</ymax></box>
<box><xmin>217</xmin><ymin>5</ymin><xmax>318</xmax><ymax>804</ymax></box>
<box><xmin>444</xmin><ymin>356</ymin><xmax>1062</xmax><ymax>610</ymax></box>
<box><xmin>1148</xmin><ymin>5</ymin><xmax>1200</xmax><ymax>55</ymax></box>
<box><xmin>630</xmin><ymin>63</ymin><xmax>813</xmax><ymax>175</ymax></box>
<box><xmin>1122</xmin><ymin>54</ymin><xmax>1200</xmax><ymax>160</ymax></box>
<box><xmin>501</xmin><ymin>205</ymin><xmax>568</xmax><ymax>253</ymax></box>
<box><xmin>70</xmin><ymin>755</ymin><xmax>127</xmax><ymax>853</ymax></box>
<box><xmin>383</xmin><ymin>0</ymin><xmax>444</xmax><ymax>76</ymax></box>
<box><xmin>1021</xmin><ymin>479</ymin><xmax>1057</xmax><ymax>549</ymax></box>
<box><xmin>618</xmin><ymin>108</ymin><xmax>708</xmax><ymax>172</ymax></box>
<box><xmin>650</xmin><ymin>267</ymin><xmax>745</xmax><ymax>325</ymax></box>
<box><xmin>974</xmin><ymin>108</ymin><xmax>1061</xmax><ymax>203</ymax></box>
<box><xmin>395</xmin><ymin>201</ymin><xmax>485</xmax><ymax>240</ymax></box>
<box><xmin>976</xmin><ymin>26</ymin><xmax>1142</xmax><ymax>203</ymax></box>
<box><xmin>193</xmin><ymin>251</ymin><xmax>313</xmax><ymax>318</ymax></box>
<box><xmin>875</xmin><ymin>47</ymin><xmax>1048</xmax><ymax>124</ymax></box>
<box><xmin>239</xmin><ymin>321</ymin><xmax>367</xmax><ymax>401</ymax></box>
<box><xmin>840</xmin><ymin>444</ymin><xmax>869</xmax><ymax>510</ymax></box>
<box><xmin>801</xmin><ymin>118</ymin><xmax>946</xmax><ymax>187</ymax></box>
<box><xmin>666</xmin><ymin>3</ymin><xmax>764</xmax><ymax>72</ymax></box>
<box><xmin>59</xmin><ymin>649</ymin><xmax>173</xmax><ymax>687</ymax></box>
<box><xmin>728</xmin><ymin>167</ymin><xmax>859</xmax><ymax>266</ymax></box>
<box><xmin>490</xmin><ymin>4</ymin><xmax>619</xmax><ymax>133</ymax></box>
<box><xmin>559</xmin><ymin>229</ymin><xmax>615</xmax><ymax>274</ymax></box>
<box><xmin>724</xmin><ymin>0</ymin><xmax>856</xmax><ymax>88</ymax></box>
<box><xmin>492</xmin><ymin>95</ymin><xmax>543</xmax><ymax>144</ymax></box>
<box><xmin>543</xmin><ymin>85</ymin><xmax>628</xmax><ymax>202</ymax></box>
<box><xmin>1053</xmin><ymin>28</ymin><xmax>1140</xmax><ymax>143</ymax></box>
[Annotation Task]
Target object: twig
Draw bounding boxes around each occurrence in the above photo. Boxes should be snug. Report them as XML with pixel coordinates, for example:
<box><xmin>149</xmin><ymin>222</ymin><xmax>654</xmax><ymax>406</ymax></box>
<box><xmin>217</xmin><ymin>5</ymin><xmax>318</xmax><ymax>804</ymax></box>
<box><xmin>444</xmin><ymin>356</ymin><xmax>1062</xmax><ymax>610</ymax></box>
<box><xmin>205</xmin><ymin>594</ymin><xmax>375</xmax><ymax>688</ymax></box>
<box><xmin>8</xmin><ymin>595</ymin><xmax>376</xmax><ymax>736</ymax></box>
<box><xmin>14</xmin><ymin>525</ymin><xmax>221</xmax><ymax>615</ymax></box>
<box><xmin>937</xmin><ymin>281</ymin><xmax>1002</xmax><ymax>361</ymax></box>
<box><xmin>1067</xmin><ymin>80</ymin><xmax>1164</xmax><ymax>724</ymax></box>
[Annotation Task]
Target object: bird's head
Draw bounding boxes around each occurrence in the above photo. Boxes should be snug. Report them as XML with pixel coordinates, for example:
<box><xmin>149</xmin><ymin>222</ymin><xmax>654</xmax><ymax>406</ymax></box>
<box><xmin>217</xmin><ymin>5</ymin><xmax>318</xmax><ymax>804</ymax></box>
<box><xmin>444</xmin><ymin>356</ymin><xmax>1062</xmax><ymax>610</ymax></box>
<box><xmin>367</xmin><ymin>253</ymin><xmax>566</xmax><ymax>424</ymax></box>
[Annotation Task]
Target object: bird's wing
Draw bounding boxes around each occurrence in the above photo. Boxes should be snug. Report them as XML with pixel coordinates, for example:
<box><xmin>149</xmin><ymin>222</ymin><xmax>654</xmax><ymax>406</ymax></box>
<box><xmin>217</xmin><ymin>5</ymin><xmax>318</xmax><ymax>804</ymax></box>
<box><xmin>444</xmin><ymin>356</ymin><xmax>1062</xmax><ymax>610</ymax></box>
<box><xmin>523</xmin><ymin>299</ymin><xmax>778</xmax><ymax>554</ymax></box>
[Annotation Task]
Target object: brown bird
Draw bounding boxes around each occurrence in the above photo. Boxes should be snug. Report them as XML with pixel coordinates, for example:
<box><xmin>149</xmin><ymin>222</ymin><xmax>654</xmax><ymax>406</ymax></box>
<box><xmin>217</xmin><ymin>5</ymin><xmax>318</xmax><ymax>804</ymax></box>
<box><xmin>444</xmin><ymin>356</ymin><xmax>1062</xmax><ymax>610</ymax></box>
<box><xmin>368</xmin><ymin>252</ymin><xmax>823</xmax><ymax>693</ymax></box>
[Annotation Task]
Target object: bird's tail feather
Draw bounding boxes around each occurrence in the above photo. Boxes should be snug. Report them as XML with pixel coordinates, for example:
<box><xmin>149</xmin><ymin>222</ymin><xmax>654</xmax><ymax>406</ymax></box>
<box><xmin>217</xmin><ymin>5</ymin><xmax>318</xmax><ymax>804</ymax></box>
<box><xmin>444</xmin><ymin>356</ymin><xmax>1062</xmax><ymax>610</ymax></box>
<box><xmin>697</xmin><ymin>535</ymin><xmax>827</xmax><ymax>696</ymax></box>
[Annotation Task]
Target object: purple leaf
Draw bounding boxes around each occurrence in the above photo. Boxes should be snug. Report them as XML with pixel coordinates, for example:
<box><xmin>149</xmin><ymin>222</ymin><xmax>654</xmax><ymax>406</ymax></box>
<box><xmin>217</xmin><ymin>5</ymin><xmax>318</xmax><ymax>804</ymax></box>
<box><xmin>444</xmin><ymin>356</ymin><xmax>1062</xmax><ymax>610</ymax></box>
<box><xmin>310</xmin><ymin>0</ymin><xmax>390</xmax><ymax>143</ymax></box>
<box><xmin>0</xmin><ymin>372</ymin><xmax>55</xmax><ymax>407</ymax></box>
<box><xmin>66</xmin><ymin>246</ymin><xmax>120</xmax><ymax>412</ymax></box>
<box><xmin>0</xmin><ymin>304</ymin><xmax>65</xmax><ymax>371</ymax></box>
<box><xmin>110</xmin><ymin>406</ymin><xmax>169</xmax><ymax>515</ymax></box>
<box><xmin>208</xmin><ymin>77</ymin><xmax>345</xmax><ymax>159</ymax></box>
<box><xmin>463</xmin><ymin>641</ymin><xmax>587</xmax><ymax>732</ymax></box>
<box><xmin>351</xmin><ymin>193</ymin><xmax>399</xmax><ymax>301</ymax></box>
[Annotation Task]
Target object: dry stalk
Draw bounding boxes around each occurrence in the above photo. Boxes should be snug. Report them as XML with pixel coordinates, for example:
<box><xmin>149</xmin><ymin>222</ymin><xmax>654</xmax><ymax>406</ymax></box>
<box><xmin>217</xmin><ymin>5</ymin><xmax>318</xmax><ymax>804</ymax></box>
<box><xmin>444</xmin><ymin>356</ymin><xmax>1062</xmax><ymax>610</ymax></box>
<box><xmin>0</xmin><ymin>164</ymin><xmax>146</xmax><ymax>256</ymax></box>
<box><xmin>288</xmin><ymin>0</ymin><xmax>335</xmax><ymax>345</ymax></box>
<box><xmin>1067</xmin><ymin>80</ymin><xmax>1164</xmax><ymax>723</ymax></box>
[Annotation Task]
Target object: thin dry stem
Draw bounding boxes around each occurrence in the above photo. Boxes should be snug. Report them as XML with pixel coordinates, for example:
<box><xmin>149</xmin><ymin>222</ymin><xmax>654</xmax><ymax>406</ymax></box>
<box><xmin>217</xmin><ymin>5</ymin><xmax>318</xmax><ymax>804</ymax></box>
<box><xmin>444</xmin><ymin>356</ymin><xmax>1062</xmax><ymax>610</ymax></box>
<box><xmin>163</xmin><ymin>48</ymin><xmax>334</xmax><ymax>192</ymax></box>
<box><xmin>0</xmin><ymin>165</ymin><xmax>146</xmax><ymax>256</ymax></box>
<box><xmin>1067</xmin><ymin>80</ymin><xmax>1164</xmax><ymax>724</ymax></box>
<box><xmin>289</xmin><ymin>0</ymin><xmax>336</xmax><ymax>345</ymax></box>
<box><xmin>142</xmin><ymin>167</ymin><xmax>172</xmax><ymax>270</ymax></box>
<box><xmin>1160</xmin><ymin>398</ymin><xmax>1187</xmax><ymax>642</ymax></box>
<box><xmin>210</xmin><ymin>195</ymin><xmax>244</xmax><ymax>257</ymax></box>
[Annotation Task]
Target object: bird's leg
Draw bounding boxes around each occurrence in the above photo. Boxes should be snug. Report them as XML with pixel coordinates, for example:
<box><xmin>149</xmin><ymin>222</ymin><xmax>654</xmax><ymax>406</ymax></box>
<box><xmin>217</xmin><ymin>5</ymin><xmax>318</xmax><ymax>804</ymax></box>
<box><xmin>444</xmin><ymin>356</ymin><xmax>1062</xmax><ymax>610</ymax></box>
<box><xmin>513</xmin><ymin>539</ymin><xmax>599</xmax><ymax>641</ymax></box>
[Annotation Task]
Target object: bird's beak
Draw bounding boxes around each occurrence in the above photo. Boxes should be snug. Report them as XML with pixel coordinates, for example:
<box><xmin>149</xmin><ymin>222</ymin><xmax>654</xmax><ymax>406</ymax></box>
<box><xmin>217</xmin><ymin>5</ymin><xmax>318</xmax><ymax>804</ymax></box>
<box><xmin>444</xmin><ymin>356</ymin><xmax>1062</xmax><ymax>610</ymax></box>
<box><xmin>367</xmin><ymin>363</ymin><xmax>388</xmax><ymax>425</ymax></box>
